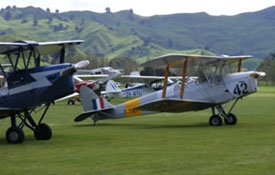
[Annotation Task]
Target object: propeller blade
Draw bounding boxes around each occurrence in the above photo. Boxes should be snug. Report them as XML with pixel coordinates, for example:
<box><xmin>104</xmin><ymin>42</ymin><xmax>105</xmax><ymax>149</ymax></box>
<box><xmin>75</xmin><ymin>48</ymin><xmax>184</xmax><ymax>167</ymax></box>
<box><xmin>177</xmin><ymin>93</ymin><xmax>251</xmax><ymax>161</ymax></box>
<box><xmin>74</xmin><ymin>60</ymin><xmax>90</xmax><ymax>69</ymax></box>
<box><xmin>61</xmin><ymin>60</ymin><xmax>90</xmax><ymax>77</ymax></box>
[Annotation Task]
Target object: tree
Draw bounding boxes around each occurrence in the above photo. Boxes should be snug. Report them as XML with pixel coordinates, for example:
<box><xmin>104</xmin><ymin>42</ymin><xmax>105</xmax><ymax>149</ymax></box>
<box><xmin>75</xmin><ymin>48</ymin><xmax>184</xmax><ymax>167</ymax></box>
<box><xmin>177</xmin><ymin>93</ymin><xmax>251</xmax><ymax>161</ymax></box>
<box><xmin>128</xmin><ymin>9</ymin><xmax>134</xmax><ymax>20</ymax></box>
<box><xmin>105</xmin><ymin>7</ymin><xmax>111</xmax><ymax>13</ymax></box>
<box><xmin>33</xmin><ymin>19</ymin><xmax>38</xmax><ymax>26</ymax></box>
<box><xmin>4</xmin><ymin>10</ymin><xmax>12</xmax><ymax>20</ymax></box>
<box><xmin>47</xmin><ymin>16</ymin><xmax>53</xmax><ymax>24</ymax></box>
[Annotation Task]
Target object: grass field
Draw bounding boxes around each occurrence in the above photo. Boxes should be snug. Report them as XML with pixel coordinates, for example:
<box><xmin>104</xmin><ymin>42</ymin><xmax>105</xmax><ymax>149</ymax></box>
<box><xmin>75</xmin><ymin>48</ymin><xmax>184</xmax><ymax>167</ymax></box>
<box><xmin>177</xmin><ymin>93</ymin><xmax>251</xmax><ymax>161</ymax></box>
<box><xmin>0</xmin><ymin>86</ymin><xmax>275</xmax><ymax>175</ymax></box>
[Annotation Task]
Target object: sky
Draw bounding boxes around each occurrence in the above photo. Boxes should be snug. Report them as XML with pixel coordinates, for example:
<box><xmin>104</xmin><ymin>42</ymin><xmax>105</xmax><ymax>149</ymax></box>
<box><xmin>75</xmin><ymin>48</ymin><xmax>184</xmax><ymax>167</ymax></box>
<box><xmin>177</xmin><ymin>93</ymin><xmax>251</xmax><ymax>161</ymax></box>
<box><xmin>1</xmin><ymin>0</ymin><xmax>275</xmax><ymax>16</ymax></box>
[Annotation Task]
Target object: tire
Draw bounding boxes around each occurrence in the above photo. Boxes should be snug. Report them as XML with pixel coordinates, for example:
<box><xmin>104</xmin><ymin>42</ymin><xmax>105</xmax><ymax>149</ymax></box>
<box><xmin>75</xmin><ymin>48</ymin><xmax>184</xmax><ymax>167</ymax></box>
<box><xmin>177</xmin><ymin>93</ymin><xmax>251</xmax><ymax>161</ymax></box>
<box><xmin>224</xmin><ymin>113</ymin><xmax>237</xmax><ymax>125</ymax></box>
<box><xmin>34</xmin><ymin>123</ymin><xmax>52</xmax><ymax>140</ymax></box>
<box><xmin>6</xmin><ymin>127</ymin><xmax>25</xmax><ymax>144</ymax></box>
<box><xmin>209</xmin><ymin>115</ymin><xmax>223</xmax><ymax>126</ymax></box>
<box><xmin>67</xmin><ymin>99</ymin><xmax>75</xmax><ymax>105</ymax></box>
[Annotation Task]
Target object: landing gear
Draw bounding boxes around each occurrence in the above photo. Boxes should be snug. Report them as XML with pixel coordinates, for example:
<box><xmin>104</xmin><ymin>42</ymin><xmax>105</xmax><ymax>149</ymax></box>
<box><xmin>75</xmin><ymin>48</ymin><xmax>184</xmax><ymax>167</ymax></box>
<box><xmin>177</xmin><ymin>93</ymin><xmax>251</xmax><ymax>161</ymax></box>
<box><xmin>67</xmin><ymin>97</ymin><xmax>81</xmax><ymax>105</ymax></box>
<box><xmin>5</xmin><ymin>103</ymin><xmax>53</xmax><ymax>144</ymax></box>
<box><xmin>6</xmin><ymin>127</ymin><xmax>25</xmax><ymax>144</ymax></box>
<box><xmin>67</xmin><ymin>99</ymin><xmax>75</xmax><ymax>105</ymax></box>
<box><xmin>224</xmin><ymin>113</ymin><xmax>237</xmax><ymax>125</ymax></box>
<box><xmin>34</xmin><ymin>123</ymin><xmax>52</xmax><ymax>140</ymax></box>
<box><xmin>209</xmin><ymin>115</ymin><xmax>223</xmax><ymax>126</ymax></box>
<box><xmin>209</xmin><ymin>99</ymin><xmax>239</xmax><ymax>126</ymax></box>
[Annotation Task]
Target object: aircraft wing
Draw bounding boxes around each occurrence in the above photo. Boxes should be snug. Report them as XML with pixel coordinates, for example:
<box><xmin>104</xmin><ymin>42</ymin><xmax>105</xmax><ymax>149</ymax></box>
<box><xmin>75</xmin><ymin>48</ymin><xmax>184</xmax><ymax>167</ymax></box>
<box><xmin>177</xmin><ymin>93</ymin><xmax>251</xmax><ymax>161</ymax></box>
<box><xmin>118</xmin><ymin>75</ymin><xmax>181</xmax><ymax>82</ymax></box>
<box><xmin>37</xmin><ymin>40</ymin><xmax>84</xmax><ymax>56</ymax></box>
<box><xmin>112</xmin><ymin>75</ymin><xmax>181</xmax><ymax>89</ymax></box>
<box><xmin>134</xmin><ymin>98</ymin><xmax>215</xmax><ymax>112</ymax></box>
<box><xmin>55</xmin><ymin>92</ymin><xmax>79</xmax><ymax>103</ymax></box>
<box><xmin>0</xmin><ymin>42</ymin><xmax>28</xmax><ymax>54</ymax></box>
<box><xmin>0</xmin><ymin>40</ymin><xmax>83</xmax><ymax>56</ymax></box>
<box><xmin>75</xmin><ymin>74</ymin><xmax>110</xmax><ymax>79</ymax></box>
<box><xmin>140</xmin><ymin>54</ymin><xmax>252</xmax><ymax>68</ymax></box>
<box><xmin>0</xmin><ymin>108</ymin><xmax>23</xmax><ymax>119</ymax></box>
<box><xmin>74</xmin><ymin>107</ymin><xmax>114</xmax><ymax>122</ymax></box>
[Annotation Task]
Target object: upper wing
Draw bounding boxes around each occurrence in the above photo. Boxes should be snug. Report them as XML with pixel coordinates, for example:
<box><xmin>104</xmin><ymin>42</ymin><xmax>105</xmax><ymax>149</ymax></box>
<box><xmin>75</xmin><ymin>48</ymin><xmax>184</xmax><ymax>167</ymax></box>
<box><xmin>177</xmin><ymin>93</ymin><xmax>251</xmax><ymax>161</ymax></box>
<box><xmin>140</xmin><ymin>54</ymin><xmax>252</xmax><ymax>68</ymax></box>
<box><xmin>36</xmin><ymin>40</ymin><xmax>84</xmax><ymax>56</ymax></box>
<box><xmin>0</xmin><ymin>40</ymin><xmax>83</xmax><ymax>56</ymax></box>
<box><xmin>134</xmin><ymin>98</ymin><xmax>215</xmax><ymax>112</ymax></box>
<box><xmin>0</xmin><ymin>42</ymin><xmax>28</xmax><ymax>54</ymax></box>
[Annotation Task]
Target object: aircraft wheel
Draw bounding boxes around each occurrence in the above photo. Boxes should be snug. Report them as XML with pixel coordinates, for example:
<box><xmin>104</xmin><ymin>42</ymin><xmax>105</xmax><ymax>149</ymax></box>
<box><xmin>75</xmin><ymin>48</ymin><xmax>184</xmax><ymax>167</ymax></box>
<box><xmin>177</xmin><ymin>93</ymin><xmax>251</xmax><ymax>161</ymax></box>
<box><xmin>224</xmin><ymin>113</ymin><xmax>237</xmax><ymax>125</ymax></box>
<box><xmin>34</xmin><ymin>123</ymin><xmax>52</xmax><ymax>140</ymax></box>
<box><xmin>209</xmin><ymin>115</ymin><xmax>223</xmax><ymax>126</ymax></box>
<box><xmin>6</xmin><ymin>127</ymin><xmax>25</xmax><ymax>144</ymax></box>
<box><xmin>67</xmin><ymin>99</ymin><xmax>75</xmax><ymax>105</ymax></box>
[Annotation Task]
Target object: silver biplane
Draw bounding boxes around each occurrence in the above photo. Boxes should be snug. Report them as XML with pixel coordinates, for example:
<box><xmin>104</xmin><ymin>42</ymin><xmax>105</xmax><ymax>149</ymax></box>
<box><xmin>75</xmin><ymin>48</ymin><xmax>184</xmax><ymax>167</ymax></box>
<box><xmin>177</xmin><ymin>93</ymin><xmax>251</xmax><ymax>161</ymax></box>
<box><xmin>75</xmin><ymin>54</ymin><xmax>265</xmax><ymax>126</ymax></box>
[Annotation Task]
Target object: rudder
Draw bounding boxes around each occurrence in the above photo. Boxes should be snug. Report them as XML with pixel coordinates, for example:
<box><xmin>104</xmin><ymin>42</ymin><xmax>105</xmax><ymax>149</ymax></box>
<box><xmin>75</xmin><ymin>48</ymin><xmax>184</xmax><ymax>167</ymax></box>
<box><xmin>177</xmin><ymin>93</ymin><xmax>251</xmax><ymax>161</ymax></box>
<box><xmin>106</xmin><ymin>80</ymin><xmax>121</xmax><ymax>93</ymax></box>
<box><xmin>80</xmin><ymin>86</ymin><xmax>113</xmax><ymax>112</ymax></box>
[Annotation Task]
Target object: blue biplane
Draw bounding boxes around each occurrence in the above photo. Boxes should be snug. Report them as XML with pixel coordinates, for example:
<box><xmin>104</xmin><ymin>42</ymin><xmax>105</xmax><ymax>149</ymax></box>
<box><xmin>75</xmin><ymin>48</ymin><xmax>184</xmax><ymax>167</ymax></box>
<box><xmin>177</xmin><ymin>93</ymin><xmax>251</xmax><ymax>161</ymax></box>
<box><xmin>0</xmin><ymin>40</ymin><xmax>88</xmax><ymax>144</ymax></box>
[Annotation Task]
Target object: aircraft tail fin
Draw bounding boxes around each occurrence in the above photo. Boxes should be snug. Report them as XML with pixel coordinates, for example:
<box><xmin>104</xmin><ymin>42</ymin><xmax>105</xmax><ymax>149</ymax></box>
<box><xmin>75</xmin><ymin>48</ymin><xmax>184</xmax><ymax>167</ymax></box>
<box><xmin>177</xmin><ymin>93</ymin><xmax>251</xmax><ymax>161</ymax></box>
<box><xmin>106</xmin><ymin>80</ymin><xmax>121</xmax><ymax>93</ymax></box>
<box><xmin>80</xmin><ymin>86</ymin><xmax>114</xmax><ymax>112</ymax></box>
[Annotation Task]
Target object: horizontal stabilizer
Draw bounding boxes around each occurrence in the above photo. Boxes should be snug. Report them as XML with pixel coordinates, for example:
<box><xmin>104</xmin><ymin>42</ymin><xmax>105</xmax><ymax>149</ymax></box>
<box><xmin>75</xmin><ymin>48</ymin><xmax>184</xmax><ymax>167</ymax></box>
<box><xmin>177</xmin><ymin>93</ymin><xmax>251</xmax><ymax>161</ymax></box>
<box><xmin>74</xmin><ymin>107</ymin><xmax>114</xmax><ymax>122</ymax></box>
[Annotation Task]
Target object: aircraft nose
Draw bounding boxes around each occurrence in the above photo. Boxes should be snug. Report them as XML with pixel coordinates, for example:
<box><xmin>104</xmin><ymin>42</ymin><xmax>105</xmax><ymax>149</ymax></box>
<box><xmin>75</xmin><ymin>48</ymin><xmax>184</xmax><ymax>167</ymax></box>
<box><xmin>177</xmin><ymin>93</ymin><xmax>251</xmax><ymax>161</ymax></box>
<box><xmin>60</xmin><ymin>60</ymin><xmax>90</xmax><ymax>77</ymax></box>
<box><xmin>249</xmin><ymin>71</ymin><xmax>266</xmax><ymax>78</ymax></box>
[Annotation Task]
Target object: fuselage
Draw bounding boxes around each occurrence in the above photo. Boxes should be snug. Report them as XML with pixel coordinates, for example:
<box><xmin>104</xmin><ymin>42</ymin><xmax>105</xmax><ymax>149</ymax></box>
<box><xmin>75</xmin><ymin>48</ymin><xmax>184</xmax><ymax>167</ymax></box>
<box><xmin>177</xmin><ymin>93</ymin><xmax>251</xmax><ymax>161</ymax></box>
<box><xmin>0</xmin><ymin>63</ymin><xmax>75</xmax><ymax>112</ymax></box>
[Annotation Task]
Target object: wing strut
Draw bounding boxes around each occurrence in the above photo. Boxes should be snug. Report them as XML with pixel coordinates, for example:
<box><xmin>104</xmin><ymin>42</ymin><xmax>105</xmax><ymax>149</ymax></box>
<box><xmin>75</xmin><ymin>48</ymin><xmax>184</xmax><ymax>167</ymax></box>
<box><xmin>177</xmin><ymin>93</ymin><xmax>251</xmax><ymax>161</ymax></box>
<box><xmin>180</xmin><ymin>58</ymin><xmax>188</xmax><ymax>99</ymax></box>
<box><xmin>237</xmin><ymin>59</ymin><xmax>242</xmax><ymax>72</ymax></box>
<box><xmin>162</xmin><ymin>64</ymin><xmax>169</xmax><ymax>98</ymax></box>
<box><xmin>60</xmin><ymin>45</ymin><xmax>65</xmax><ymax>63</ymax></box>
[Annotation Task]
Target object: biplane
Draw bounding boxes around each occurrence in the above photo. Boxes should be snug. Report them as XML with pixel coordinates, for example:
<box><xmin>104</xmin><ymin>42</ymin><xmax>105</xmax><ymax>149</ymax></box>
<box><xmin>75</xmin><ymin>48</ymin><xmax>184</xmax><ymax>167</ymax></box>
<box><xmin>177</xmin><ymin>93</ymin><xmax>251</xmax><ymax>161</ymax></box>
<box><xmin>0</xmin><ymin>40</ymin><xmax>88</xmax><ymax>143</ymax></box>
<box><xmin>74</xmin><ymin>54</ymin><xmax>265</xmax><ymax>126</ymax></box>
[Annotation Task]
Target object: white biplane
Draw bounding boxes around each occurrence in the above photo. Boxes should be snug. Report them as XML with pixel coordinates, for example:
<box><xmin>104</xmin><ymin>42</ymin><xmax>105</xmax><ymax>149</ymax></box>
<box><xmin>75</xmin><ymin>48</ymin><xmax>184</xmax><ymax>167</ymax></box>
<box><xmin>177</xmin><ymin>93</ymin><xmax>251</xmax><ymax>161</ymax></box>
<box><xmin>75</xmin><ymin>54</ymin><xmax>265</xmax><ymax>126</ymax></box>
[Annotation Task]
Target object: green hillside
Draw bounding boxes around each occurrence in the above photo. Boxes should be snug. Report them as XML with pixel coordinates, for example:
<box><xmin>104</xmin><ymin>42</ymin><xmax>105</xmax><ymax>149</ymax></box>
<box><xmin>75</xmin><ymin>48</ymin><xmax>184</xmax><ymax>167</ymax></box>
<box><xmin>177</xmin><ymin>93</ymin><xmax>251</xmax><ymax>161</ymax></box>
<box><xmin>1</xmin><ymin>5</ymin><xmax>274</xmax><ymax>65</ymax></box>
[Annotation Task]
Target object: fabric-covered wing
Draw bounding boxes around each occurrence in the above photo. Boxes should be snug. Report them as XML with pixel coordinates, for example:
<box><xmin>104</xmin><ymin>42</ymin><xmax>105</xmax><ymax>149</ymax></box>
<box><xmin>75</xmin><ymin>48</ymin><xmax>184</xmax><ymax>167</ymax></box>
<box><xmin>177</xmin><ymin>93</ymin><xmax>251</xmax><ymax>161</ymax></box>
<box><xmin>0</xmin><ymin>42</ymin><xmax>27</xmax><ymax>54</ymax></box>
<box><xmin>0</xmin><ymin>108</ymin><xmax>23</xmax><ymax>119</ymax></box>
<box><xmin>115</xmin><ymin>75</ymin><xmax>180</xmax><ymax>85</ymax></box>
<box><xmin>37</xmin><ymin>40</ymin><xmax>84</xmax><ymax>56</ymax></box>
<box><xmin>0</xmin><ymin>40</ymin><xmax>83</xmax><ymax>56</ymax></box>
<box><xmin>140</xmin><ymin>54</ymin><xmax>252</xmax><ymax>68</ymax></box>
<box><xmin>134</xmin><ymin>99</ymin><xmax>215</xmax><ymax>112</ymax></box>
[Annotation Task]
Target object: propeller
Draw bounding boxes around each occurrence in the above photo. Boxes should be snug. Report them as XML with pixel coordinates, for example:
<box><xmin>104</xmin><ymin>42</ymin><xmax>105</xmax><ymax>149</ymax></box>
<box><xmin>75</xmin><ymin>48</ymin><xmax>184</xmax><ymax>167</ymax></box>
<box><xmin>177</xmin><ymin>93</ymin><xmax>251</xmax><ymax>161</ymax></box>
<box><xmin>74</xmin><ymin>60</ymin><xmax>90</xmax><ymax>69</ymax></box>
<box><xmin>60</xmin><ymin>60</ymin><xmax>90</xmax><ymax>77</ymax></box>
<box><xmin>250</xmin><ymin>71</ymin><xmax>266</xmax><ymax>78</ymax></box>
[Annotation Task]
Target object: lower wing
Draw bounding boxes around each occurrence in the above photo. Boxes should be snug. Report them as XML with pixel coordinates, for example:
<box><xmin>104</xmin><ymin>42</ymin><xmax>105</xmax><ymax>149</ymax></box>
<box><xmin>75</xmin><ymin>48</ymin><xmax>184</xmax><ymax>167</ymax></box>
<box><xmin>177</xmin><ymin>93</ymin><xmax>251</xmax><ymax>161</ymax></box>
<box><xmin>135</xmin><ymin>99</ymin><xmax>215</xmax><ymax>112</ymax></box>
